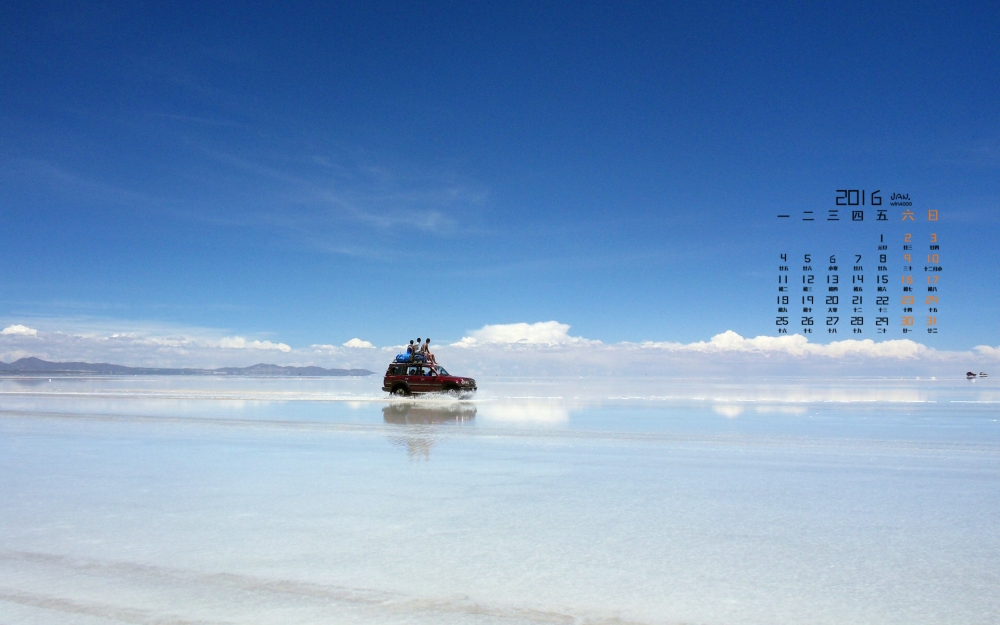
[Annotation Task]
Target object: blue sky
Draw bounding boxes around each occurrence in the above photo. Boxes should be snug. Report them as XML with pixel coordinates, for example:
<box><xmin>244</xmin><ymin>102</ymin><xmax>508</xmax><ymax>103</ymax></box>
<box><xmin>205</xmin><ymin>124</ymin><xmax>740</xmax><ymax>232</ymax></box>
<box><xmin>1</xmin><ymin>1</ymin><xmax>998</xmax><ymax>365</ymax></box>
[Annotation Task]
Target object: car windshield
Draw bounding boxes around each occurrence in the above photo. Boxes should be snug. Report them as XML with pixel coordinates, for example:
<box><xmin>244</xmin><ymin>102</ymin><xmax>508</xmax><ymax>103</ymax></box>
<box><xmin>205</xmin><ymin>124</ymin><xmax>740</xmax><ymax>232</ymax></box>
<box><xmin>435</xmin><ymin>366</ymin><xmax>449</xmax><ymax>376</ymax></box>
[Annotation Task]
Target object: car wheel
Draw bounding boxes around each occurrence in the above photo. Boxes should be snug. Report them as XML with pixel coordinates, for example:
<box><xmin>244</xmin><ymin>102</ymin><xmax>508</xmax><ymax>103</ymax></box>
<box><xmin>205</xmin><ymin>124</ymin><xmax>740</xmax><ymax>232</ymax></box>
<box><xmin>391</xmin><ymin>386</ymin><xmax>409</xmax><ymax>396</ymax></box>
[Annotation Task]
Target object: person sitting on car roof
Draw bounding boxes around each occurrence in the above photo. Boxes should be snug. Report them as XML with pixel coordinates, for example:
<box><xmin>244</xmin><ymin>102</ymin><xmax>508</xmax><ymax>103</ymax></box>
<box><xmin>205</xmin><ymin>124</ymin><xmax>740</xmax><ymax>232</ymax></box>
<box><xmin>423</xmin><ymin>339</ymin><xmax>436</xmax><ymax>364</ymax></box>
<box><xmin>407</xmin><ymin>340</ymin><xmax>416</xmax><ymax>361</ymax></box>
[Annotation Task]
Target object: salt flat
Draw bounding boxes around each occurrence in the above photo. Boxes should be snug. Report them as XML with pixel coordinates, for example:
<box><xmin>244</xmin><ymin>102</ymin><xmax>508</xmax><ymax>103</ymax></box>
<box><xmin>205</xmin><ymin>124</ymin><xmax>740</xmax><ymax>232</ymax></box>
<box><xmin>1</xmin><ymin>377</ymin><xmax>998</xmax><ymax>624</ymax></box>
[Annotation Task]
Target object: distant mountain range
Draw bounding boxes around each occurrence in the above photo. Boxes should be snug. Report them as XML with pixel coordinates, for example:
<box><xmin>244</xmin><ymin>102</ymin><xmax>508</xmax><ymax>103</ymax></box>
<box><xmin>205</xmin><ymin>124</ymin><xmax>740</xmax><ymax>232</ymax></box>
<box><xmin>0</xmin><ymin>357</ymin><xmax>373</xmax><ymax>377</ymax></box>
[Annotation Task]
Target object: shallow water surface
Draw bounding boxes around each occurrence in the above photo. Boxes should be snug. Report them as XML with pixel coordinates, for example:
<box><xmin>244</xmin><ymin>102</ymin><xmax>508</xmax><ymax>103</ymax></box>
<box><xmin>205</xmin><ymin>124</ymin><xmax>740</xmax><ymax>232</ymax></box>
<box><xmin>1</xmin><ymin>377</ymin><xmax>998</xmax><ymax>624</ymax></box>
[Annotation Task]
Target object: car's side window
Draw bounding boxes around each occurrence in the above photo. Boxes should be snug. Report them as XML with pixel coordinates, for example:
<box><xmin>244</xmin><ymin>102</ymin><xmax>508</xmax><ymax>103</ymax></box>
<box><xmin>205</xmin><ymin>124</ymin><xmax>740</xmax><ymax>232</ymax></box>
<box><xmin>407</xmin><ymin>366</ymin><xmax>418</xmax><ymax>375</ymax></box>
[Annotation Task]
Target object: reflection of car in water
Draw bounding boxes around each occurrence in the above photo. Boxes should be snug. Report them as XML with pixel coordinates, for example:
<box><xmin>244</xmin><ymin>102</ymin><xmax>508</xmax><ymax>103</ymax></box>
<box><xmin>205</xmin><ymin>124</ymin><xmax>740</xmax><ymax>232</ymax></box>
<box><xmin>382</xmin><ymin>402</ymin><xmax>477</xmax><ymax>424</ymax></box>
<box><xmin>383</xmin><ymin>402</ymin><xmax>476</xmax><ymax>459</ymax></box>
<box><xmin>382</xmin><ymin>363</ymin><xmax>477</xmax><ymax>396</ymax></box>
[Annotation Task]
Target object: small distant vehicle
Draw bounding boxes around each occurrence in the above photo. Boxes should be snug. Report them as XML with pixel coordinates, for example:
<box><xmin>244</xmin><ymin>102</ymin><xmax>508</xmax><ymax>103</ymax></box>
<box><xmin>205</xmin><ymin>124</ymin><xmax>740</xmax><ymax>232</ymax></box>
<box><xmin>382</xmin><ymin>362</ymin><xmax>477</xmax><ymax>396</ymax></box>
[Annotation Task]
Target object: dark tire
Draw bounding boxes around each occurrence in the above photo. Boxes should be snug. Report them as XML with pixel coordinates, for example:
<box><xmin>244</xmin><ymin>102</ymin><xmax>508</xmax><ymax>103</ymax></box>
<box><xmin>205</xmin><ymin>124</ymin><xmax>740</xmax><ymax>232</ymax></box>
<box><xmin>391</xmin><ymin>385</ymin><xmax>409</xmax><ymax>396</ymax></box>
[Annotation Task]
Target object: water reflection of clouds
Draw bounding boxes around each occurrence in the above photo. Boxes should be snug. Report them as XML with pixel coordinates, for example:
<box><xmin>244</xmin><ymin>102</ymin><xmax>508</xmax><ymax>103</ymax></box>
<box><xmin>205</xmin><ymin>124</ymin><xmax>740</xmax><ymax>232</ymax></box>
<box><xmin>4</xmin><ymin>377</ymin><xmax>52</xmax><ymax>387</ymax></box>
<box><xmin>486</xmin><ymin>378</ymin><xmax>1000</xmax><ymax>404</ymax></box>
<box><xmin>477</xmin><ymin>401</ymin><xmax>570</xmax><ymax>424</ymax></box>
<box><xmin>712</xmin><ymin>403</ymin><xmax>810</xmax><ymax>418</ymax></box>
<box><xmin>2</xmin><ymin>376</ymin><xmax>997</xmax><ymax>405</ymax></box>
<box><xmin>0</xmin><ymin>395</ymin><xmax>259</xmax><ymax>417</ymax></box>
<box><xmin>712</xmin><ymin>404</ymin><xmax>744</xmax><ymax>418</ymax></box>
<box><xmin>0</xmin><ymin>375</ymin><xmax>383</xmax><ymax>402</ymax></box>
<box><xmin>757</xmin><ymin>405</ymin><xmax>808</xmax><ymax>415</ymax></box>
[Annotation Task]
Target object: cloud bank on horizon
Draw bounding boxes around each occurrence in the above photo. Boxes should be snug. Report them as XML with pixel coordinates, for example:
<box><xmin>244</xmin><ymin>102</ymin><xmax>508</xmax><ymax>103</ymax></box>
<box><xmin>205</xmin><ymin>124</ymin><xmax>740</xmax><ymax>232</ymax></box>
<box><xmin>3</xmin><ymin>321</ymin><xmax>999</xmax><ymax>378</ymax></box>
<box><xmin>451</xmin><ymin>321</ymin><xmax>932</xmax><ymax>359</ymax></box>
<box><xmin>217</xmin><ymin>336</ymin><xmax>292</xmax><ymax>352</ymax></box>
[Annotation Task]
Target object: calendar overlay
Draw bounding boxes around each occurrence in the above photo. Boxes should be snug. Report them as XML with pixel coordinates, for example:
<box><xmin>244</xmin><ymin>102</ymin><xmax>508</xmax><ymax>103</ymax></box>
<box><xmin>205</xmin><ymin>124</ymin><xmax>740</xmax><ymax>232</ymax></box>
<box><xmin>775</xmin><ymin>191</ymin><xmax>942</xmax><ymax>337</ymax></box>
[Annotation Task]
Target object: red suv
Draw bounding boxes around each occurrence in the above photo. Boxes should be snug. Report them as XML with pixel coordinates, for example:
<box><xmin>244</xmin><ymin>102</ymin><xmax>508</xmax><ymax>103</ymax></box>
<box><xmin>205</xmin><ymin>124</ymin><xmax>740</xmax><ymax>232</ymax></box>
<box><xmin>382</xmin><ymin>362</ymin><xmax>477</xmax><ymax>396</ymax></box>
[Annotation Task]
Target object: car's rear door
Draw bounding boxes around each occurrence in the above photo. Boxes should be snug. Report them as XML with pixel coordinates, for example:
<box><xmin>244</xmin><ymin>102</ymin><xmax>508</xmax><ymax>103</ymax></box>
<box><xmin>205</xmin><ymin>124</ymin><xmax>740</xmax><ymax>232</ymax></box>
<box><xmin>404</xmin><ymin>365</ymin><xmax>421</xmax><ymax>393</ymax></box>
<box><xmin>387</xmin><ymin>364</ymin><xmax>406</xmax><ymax>391</ymax></box>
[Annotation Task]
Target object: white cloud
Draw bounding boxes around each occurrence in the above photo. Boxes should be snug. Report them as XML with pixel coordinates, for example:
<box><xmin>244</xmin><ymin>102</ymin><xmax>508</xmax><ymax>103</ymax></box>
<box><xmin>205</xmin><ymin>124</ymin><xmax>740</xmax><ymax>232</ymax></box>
<box><xmin>974</xmin><ymin>345</ymin><xmax>1000</xmax><ymax>359</ymax></box>
<box><xmin>640</xmin><ymin>330</ymin><xmax>928</xmax><ymax>359</ymax></box>
<box><xmin>218</xmin><ymin>336</ymin><xmax>292</xmax><ymax>352</ymax></box>
<box><xmin>343</xmin><ymin>338</ymin><xmax>375</xmax><ymax>349</ymax></box>
<box><xmin>2</xmin><ymin>324</ymin><xmax>38</xmax><ymax>337</ymax></box>
<box><xmin>108</xmin><ymin>333</ymin><xmax>194</xmax><ymax>347</ymax></box>
<box><xmin>452</xmin><ymin>321</ymin><xmax>597</xmax><ymax>347</ymax></box>
<box><xmin>0</xmin><ymin>320</ymin><xmax>390</xmax><ymax>370</ymax></box>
